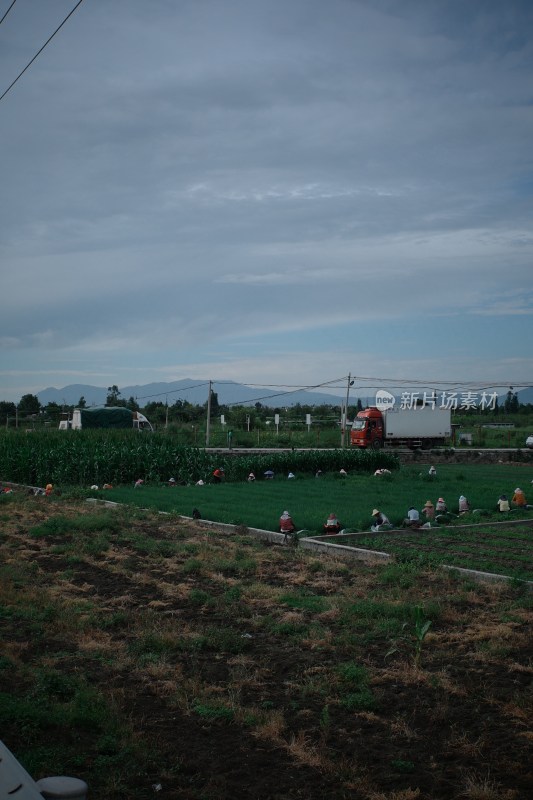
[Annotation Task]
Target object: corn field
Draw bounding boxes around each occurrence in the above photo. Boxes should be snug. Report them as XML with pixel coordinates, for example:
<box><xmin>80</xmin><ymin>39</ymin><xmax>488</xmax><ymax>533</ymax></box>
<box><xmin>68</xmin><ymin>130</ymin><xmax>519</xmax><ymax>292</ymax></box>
<box><xmin>0</xmin><ymin>431</ymin><xmax>399</xmax><ymax>486</ymax></box>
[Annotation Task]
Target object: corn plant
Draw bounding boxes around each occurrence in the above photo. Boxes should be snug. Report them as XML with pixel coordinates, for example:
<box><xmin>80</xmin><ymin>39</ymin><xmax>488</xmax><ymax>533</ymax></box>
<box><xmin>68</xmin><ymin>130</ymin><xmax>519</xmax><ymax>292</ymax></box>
<box><xmin>385</xmin><ymin>605</ymin><xmax>432</xmax><ymax>667</ymax></box>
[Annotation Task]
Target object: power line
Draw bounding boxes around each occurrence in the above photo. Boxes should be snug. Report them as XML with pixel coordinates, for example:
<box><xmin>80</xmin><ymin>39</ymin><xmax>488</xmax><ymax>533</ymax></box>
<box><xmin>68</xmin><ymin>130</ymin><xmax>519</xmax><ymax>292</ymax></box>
<box><xmin>134</xmin><ymin>377</ymin><xmax>348</xmax><ymax>405</ymax></box>
<box><xmin>135</xmin><ymin>382</ymin><xmax>210</xmax><ymax>401</ymax></box>
<box><xmin>215</xmin><ymin>380</ymin><xmax>346</xmax><ymax>389</ymax></box>
<box><xmin>127</xmin><ymin>374</ymin><xmax>530</xmax><ymax>407</ymax></box>
<box><xmin>0</xmin><ymin>0</ymin><xmax>85</xmax><ymax>103</ymax></box>
<box><xmin>349</xmin><ymin>376</ymin><xmax>531</xmax><ymax>391</ymax></box>
<box><xmin>0</xmin><ymin>0</ymin><xmax>17</xmax><ymax>27</ymax></box>
<box><xmin>223</xmin><ymin>377</ymin><xmax>349</xmax><ymax>408</ymax></box>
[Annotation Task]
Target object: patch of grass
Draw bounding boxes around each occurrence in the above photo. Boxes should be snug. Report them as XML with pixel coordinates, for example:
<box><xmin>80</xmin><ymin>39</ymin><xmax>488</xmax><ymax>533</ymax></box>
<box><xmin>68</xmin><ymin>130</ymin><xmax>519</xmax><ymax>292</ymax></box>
<box><xmin>339</xmin><ymin>687</ymin><xmax>377</xmax><ymax>711</ymax></box>
<box><xmin>128</xmin><ymin>633</ymin><xmax>181</xmax><ymax>664</ymax></box>
<box><xmin>204</xmin><ymin>626</ymin><xmax>251</xmax><ymax>654</ymax></box>
<box><xmin>30</xmin><ymin>512</ymin><xmax>122</xmax><ymax>539</ymax></box>
<box><xmin>376</xmin><ymin>562</ymin><xmax>419</xmax><ymax>588</ymax></box>
<box><xmin>211</xmin><ymin>555</ymin><xmax>257</xmax><ymax>576</ymax></box>
<box><xmin>336</xmin><ymin>661</ymin><xmax>370</xmax><ymax>688</ymax></box>
<box><xmin>192</xmin><ymin>701</ymin><xmax>235</xmax><ymax>722</ymax></box>
<box><xmin>278</xmin><ymin>590</ymin><xmax>329</xmax><ymax>613</ymax></box>
<box><xmin>391</xmin><ymin>758</ymin><xmax>416</xmax><ymax>773</ymax></box>
<box><xmin>189</xmin><ymin>588</ymin><xmax>216</xmax><ymax>606</ymax></box>
<box><xmin>182</xmin><ymin>557</ymin><xmax>203</xmax><ymax>575</ymax></box>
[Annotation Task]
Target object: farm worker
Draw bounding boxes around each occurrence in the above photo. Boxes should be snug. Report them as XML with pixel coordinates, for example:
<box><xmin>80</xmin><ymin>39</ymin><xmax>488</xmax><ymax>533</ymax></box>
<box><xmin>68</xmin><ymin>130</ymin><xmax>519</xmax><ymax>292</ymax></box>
<box><xmin>279</xmin><ymin>510</ymin><xmax>296</xmax><ymax>534</ymax></box>
<box><xmin>497</xmin><ymin>494</ymin><xmax>510</xmax><ymax>512</ymax></box>
<box><xmin>103</xmin><ymin>483</ymin><xmax>113</xmax><ymax>490</ymax></box>
<box><xmin>403</xmin><ymin>507</ymin><xmax>421</xmax><ymax>527</ymax></box>
<box><xmin>264</xmin><ymin>470</ymin><xmax>275</xmax><ymax>479</ymax></box>
<box><xmin>458</xmin><ymin>495</ymin><xmax>470</xmax><ymax>513</ymax></box>
<box><xmin>422</xmin><ymin>500</ymin><xmax>435</xmax><ymax>520</ymax></box>
<box><xmin>374</xmin><ymin>468</ymin><xmax>391</xmax><ymax>476</ymax></box>
<box><xmin>192</xmin><ymin>508</ymin><xmax>201</xmax><ymax>519</ymax></box>
<box><xmin>371</xmin><ymin>509</ymin><xmax>391</xmax><ymax>532</ymax></box>
<box><xmin>323</xmin><ymin>513</ymin><xmax>342</xmax><ymax>534</ymax></box>
<box><xmin>511</xmin><ymin>487</ymin><xmax>527</xmax><ymax>508</ymax></box>
<box><xmin>339</xmin><ymin>469</ymin><xmax>348</xmax><ymax>477</ymax></box>
<box><xmin>435</xmin><ymin>497</ymin><xmax>447</xmax><ymax>514</ymax></box>
<box><xmin>428</xmin><ymin>466</ymin><xmax>437</xmax><ymax>477</ymax></box>
<box><xmin>168</xmin><ymin>477</ymin><xmax>177</xmax><ymax>487</ymax></box>
<box><xmin>315</xmin><ymin>470</ymin><xmax>323</xmax><ymax>478</ymax></box>
<box><xmin>212</xmin><ymin>467</ymin><xmax>224</xmax><ymax>483</ymax></box>
<box><xmin>247</xmin><ymin>472</ymin><xmax>256</xmax><ymax>482</ymax></box>
<box><xmin>196</xmin><ymin>479</ymin><xmax>205</xmax><ymax>486</ymax></box>
<box><xmin>134</xmin><ymin>479</ymin><xmax>144</xmax><ymax>488</ymax></box>
<box><xmin>45</xmin><ymin>483</ymin><xmax>53</xmax><ymax>496</ymax></box>
<box><xmin>287</xmin><ymin>472</ymin><xmax>296</xmax><ymax>479</ymax></box>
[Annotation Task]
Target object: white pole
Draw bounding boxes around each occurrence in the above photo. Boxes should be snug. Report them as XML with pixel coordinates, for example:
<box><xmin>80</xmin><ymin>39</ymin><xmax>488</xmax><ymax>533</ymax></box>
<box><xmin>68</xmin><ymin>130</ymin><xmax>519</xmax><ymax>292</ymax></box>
<box><xmin>205</xmin><ymin>381</ymin><xmax>212</xmax><ymax>447</ymax></box>
<box><xmin>342</xmin><ymin>373</ymin><xmax>353</xmax><ymax>448</ymax></box>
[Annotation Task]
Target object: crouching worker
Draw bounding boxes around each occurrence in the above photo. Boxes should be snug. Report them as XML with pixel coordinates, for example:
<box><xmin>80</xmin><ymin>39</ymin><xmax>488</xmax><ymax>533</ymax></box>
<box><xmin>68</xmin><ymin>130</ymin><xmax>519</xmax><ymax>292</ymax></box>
<box><xmin>422</xmin><ymin>500</ymin><xmax>435</xmax><ymax>520</ymax></box>
<box><xmin>279</xmin><ymin>510</ymin><xmax>296</xmax><ymax>536</ymax></box>
<box><xmin>497</xmin><ymin>494</ymin><xmax>510</xmax><ymax>512</ymax></box>
<box><xmin>512</xmin><ymin>488</ymin><xmax>530</xmax><ymax>509</ymax></box>
<box><xmin>212</xmin><ymin>467</ymin><xmax>225</xmax><ymax>483</ymax></box>
<box><xmin>323</xmin><ymin>512</ymin><xmax>342</xmax><ymax>534</ymax></box>
<box><xmin>402</xmin><ymin>507</ymin><xmax>421</xmax><ymax>528</ymax></box>
<box><xmin>371</xmin><ymin>509</ymin><xmax>392</xmax><ymax>532</ymax></box>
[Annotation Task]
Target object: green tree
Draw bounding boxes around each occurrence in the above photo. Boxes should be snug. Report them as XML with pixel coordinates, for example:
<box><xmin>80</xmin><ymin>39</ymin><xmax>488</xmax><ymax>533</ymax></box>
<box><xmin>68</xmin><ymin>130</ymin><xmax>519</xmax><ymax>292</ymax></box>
<box><xmin>206</xmin><ymin>389</ymin><xmax>220</xmax><ymax>417</ymax></box>
<box><xmin>143</xmin><ymin>401</ymin><xmax>167</xmax><ymax>425</ymax></box>
<box><xmin>106</xmin><ymin>385</ymin><xmax>126</xmax><ymax>407</ymax></box>
<box><xmin>171</xmin><ymin>399</ymin><xmax>203</xmax><ymax>423</ymax></box>
<box><xmin>504</xmin><ymin>390</ymin><xmax>519</xmax><ymax>414</ymax></box>
<box><xmin>44</xmin><ymin>402</ymin><xmax>62</xmax><ymax>421</ymax></box>
<box><xmin>18</xmin><ymin>393</ymin><xmax>41</xmax><ymax>416</ymax></box>
<box><xmin>227</xmin><ymin>405</ymin><xmax>254</xmax><ymax>430</ymax></box>
<box><xmin>0</xmin><ymin>401</ymin><xmax>16</xmax><ymax>425</ymax></box>
<box><xmin>78</xmin><ymin>396</ymin><xmax>87</xmax><ymax>408</ymax></box>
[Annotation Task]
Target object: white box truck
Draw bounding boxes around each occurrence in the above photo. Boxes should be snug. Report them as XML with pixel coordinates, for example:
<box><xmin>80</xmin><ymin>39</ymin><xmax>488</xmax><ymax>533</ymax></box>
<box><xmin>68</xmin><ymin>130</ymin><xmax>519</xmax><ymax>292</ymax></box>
<box><xmin>350</xmin><ymin>406</ymin><xmax>451</xmax><ymax>449</ymax></box>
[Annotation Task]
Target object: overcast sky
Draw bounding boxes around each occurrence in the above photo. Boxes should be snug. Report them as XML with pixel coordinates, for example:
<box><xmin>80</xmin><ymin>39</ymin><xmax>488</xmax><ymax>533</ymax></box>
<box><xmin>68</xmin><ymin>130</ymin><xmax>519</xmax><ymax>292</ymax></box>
<box><xmin>1</xmin><ymin>0</ymin><xmax>532</xmax><ymax>404</ymax></box>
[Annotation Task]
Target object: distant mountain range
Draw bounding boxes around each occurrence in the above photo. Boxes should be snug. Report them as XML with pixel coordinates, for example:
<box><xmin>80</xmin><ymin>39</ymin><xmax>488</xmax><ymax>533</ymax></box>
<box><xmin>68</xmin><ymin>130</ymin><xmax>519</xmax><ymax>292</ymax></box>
<box><xmin>36</xmin><ymin>381</ymin><xmax>533</xmax><ymax>409</ymax></box>
<box><xmin>36</xmin><ymin>380</ymin><xmax>346</xmax><ymax>408</ymax></box>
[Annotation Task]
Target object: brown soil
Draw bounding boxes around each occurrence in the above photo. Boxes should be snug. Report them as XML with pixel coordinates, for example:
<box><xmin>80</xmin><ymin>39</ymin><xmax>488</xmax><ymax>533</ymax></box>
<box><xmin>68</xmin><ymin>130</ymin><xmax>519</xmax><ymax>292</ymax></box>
<box><xmin>1</xmin><ymin>494</ymin><xmax>532</xmax><ymax>800</ymax></box>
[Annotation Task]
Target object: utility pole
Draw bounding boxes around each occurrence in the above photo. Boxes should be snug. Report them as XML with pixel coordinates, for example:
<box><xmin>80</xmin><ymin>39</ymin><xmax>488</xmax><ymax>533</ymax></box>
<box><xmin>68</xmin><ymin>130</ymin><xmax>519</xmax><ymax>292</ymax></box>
<box><xmin>341</xmin><ymin>373</ymin><xmax>354</xmax><ymax>448</ymax></box>
<box><xmin>205</xmin><ymin>380</ymin><xmax>212</xmax><ymax>447</ymax></box>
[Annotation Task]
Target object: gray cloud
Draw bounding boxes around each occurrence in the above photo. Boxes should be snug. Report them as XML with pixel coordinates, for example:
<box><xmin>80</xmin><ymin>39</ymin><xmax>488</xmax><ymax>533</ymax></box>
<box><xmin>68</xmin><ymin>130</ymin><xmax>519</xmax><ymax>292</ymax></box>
<box><xmin>1</xmin><ymin>0</ymin><xmax>532</xmax><ymax>400</ymax></box>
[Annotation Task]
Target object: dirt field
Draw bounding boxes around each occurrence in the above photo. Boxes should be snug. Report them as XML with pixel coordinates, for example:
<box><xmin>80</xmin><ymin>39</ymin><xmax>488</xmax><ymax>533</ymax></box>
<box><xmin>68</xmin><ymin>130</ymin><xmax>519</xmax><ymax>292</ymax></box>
<box><xmin>1</xmin><ymin>493</ymin><xmax>532</xmax><ymax>800</ymax></box>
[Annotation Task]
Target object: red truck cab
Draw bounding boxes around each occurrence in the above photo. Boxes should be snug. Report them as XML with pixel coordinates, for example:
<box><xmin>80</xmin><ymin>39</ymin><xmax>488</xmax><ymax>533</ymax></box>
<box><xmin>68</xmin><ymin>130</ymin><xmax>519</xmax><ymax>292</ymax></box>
<box><xmin>350</xmin><ymin>407</ymin><xmax>384</xmax><ymax>449</ymax></box>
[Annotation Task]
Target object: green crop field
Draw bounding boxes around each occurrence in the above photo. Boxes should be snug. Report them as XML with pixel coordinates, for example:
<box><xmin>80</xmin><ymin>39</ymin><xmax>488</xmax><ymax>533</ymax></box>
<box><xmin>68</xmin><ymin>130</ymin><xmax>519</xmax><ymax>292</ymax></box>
<box><xmin>87</xmin><ymin>462</ymin><xmax>533</xmax><ymax>534</ymax></box>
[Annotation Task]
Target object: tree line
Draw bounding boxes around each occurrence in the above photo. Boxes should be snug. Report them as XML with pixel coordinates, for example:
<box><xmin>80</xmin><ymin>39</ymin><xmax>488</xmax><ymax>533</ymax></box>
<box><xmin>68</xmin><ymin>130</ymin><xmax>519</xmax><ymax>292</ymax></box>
<box><xmin>1</xmin><ymin>386</ymin><xmax>530</xmax><ymax>429</ymax></box>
